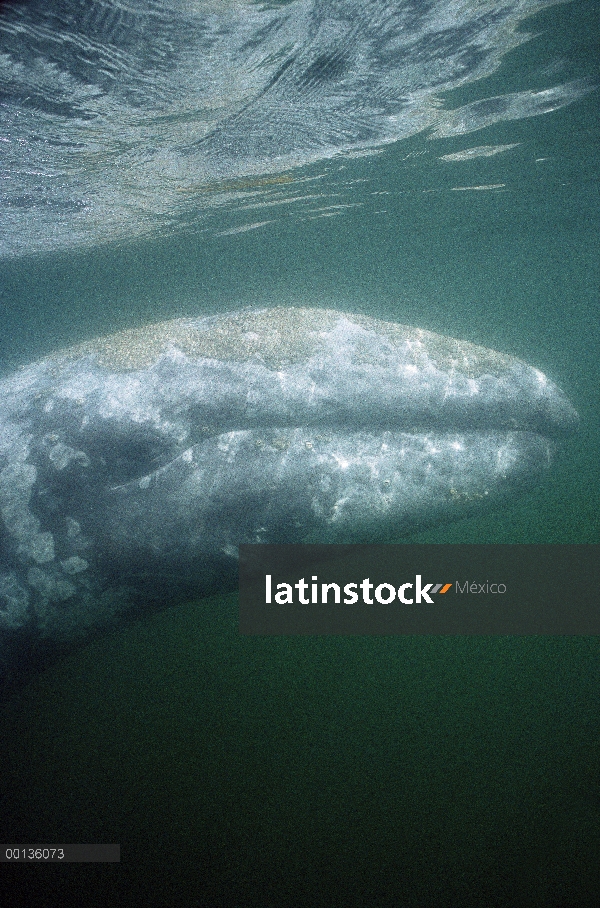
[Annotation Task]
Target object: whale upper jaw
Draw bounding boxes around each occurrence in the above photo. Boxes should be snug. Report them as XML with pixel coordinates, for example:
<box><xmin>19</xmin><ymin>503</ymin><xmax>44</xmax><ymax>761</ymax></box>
<box><xmin>0</xmin><ymin>307</ymin><xmax>578</xmax><ymax>694</ymax></box>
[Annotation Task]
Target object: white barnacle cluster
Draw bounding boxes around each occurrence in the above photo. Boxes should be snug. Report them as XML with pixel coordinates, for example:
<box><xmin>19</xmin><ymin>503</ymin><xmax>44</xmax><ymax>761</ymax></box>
<box><xmin>0</xmin><ymin>461</ymin><xmax>55</xmax><ymax>565</ymax></box>
<box><xmin>495</xmin><ymin>441</ymin><xmax>518</xmax><ymax>475</ymax></box>
<box><xmin>0</xmin><ymin>572</ymin><xmax>29</xmax><ymax>629</ymax></box>
<box><xmin>48</xmin><ymin>442</ymin><xmax>90</xmax><ymax>471</ymax></box>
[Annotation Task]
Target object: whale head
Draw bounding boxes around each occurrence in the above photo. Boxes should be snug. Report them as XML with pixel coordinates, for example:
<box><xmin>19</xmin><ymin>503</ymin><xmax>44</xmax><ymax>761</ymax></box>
<box><xmin>0</xmin><ymin>307</ymin><xmax>577</xmax><ymax>694</ymax></box>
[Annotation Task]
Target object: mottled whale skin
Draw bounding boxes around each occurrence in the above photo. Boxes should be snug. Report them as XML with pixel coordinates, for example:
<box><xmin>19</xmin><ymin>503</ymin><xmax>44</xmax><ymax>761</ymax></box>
<box><xmin>0</xmin><ymin>307</ymin><xmax>577</xmax><ymax>694</ymax></box>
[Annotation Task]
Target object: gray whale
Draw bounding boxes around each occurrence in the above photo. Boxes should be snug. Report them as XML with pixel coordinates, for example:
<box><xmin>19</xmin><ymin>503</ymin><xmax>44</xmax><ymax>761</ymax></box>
<box><xmin>0</xmin><ymin>307</ymin><xmax>577</xmax><ymax>694</ymax></box>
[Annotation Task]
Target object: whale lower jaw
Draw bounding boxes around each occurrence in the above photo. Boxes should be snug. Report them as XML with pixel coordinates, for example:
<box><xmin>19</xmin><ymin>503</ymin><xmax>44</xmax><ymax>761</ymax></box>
<box><xmin>104</xmin><ymin>427</ymin><xmax>552</xmax><ymax>558</ymax></box>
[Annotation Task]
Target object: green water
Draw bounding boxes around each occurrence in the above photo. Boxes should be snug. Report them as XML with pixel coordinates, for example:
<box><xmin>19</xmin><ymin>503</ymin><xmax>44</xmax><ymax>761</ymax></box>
<box><xmin>0</xmin><ymin>1</ymin><xmax>598</xmax><ymax>905</ymax></box>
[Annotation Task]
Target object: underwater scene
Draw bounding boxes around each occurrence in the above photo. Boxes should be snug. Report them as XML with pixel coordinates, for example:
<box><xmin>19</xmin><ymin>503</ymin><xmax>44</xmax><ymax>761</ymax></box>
<box><xmin>0</xmin><ymin>0</ymin><xmax>598</xmax><ymax>905</ymax></box>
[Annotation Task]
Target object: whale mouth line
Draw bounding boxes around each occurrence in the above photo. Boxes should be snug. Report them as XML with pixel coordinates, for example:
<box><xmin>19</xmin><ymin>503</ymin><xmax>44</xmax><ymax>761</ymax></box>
<box><xmin>101</xmin><ymin>387</ymin><xmax>576</xmax><ymax>487</ymax></box>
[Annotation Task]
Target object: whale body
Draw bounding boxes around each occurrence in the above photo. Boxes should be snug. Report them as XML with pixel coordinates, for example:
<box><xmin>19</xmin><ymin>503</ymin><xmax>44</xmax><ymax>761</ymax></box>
<box><xmin>0</xmin><ymin>307</ymin><xmax>577</xmax><ymax>694</ymax></box>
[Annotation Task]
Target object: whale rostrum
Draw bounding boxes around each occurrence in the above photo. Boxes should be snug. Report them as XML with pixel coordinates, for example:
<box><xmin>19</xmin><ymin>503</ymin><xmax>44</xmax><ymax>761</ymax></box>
<box><xmin>0</xmin><ymin>307</ymin><xmax>578</xmax><ymax>693</ymax></box>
